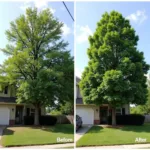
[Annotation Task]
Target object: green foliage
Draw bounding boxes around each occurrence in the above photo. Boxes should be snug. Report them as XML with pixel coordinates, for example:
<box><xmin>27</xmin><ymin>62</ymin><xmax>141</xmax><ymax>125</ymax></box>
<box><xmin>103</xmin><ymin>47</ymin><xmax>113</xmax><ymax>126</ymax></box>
<box><xmin>50</xmin><ymin>110</ymin><xmax>62</xmax><ymax>115</ymax></box>
<box><xmin>49</xmin><ymin>101</ymin><xmax>73</xmax><ymax>115</ymax></box>
<box><xmin>59</xmin><ymin>101</ymin><xmax>74</xmax><ymax>115</ymax></box>
<box><xmin>0</xmin><ymin>8</ymin><xmax>73</xmax><ymax>124</ymax></box>
<box><xmin>131</xmin><ymin>87</ymin><xmax>150</xmax><ymax>115</ymax></box>
<box><xmin>130</xmin><ymin>106</ymin><xmax>145</xmax><ymax>115</ymax></box>
<box><xmin>79</xmin><ymin>11</ymin><xmax>149</xmax><ymax>108</ymax></box>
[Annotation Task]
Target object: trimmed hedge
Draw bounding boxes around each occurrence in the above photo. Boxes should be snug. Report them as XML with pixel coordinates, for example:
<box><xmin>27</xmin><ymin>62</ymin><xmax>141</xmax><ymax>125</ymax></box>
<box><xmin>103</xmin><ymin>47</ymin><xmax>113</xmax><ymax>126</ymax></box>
<box><xmin>24</xmin><ymin>115</ymin><xmax>57</xmax><ymax>125</ymax></box>
<box><xmin>40</xmin><ymin>116</ymin><xmax>57</xmax><ymax>125</ymax></box>
<box><xmin>24</xmin><ymin>116</ymin><xmax>34</xmax><ymax>125</ymax></box>
<box><xmin>108</xmin><ymin>114</ymin><xmax>145</xmax><ymax>125</ymax></box>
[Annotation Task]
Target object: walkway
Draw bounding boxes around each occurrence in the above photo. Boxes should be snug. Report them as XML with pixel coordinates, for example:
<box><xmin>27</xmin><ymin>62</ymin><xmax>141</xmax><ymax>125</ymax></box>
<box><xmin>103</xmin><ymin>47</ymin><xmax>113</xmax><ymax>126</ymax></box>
<box><xmin>75</xmin><ymin>125</ymin><xmax>92</xmax><ymax>142</ymax></box>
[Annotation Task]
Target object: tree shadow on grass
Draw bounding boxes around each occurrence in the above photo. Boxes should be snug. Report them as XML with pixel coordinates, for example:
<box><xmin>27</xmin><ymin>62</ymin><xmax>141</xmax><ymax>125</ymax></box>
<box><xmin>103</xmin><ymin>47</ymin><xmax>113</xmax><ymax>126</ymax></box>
<box><xmin>99</xmin><ymin>124</ymin><xmax>150</xmax><ymax>133</ymax></box>
<box><xmin>86</xmin><ymin>126</ymin><xmax>104</xmax><ymax>133</ymax></box>
<box><xmin>28</xmin><ymin>124</ymin><xmax>74</xmax><ymax>135</ymax></box>
<box><xmin>119</xmin><ymin>124</ymin><xmax>150</xmax><ymax>133</ymax></box>
<box><xmin>87</xmin><ymin>124</ymin><xmax>150</xmax><ymax>134</ymax></box>
<box><xmin>2</xmin><ymin>128</ymin><xmax>14</xmax><ymax>136</ymax></box>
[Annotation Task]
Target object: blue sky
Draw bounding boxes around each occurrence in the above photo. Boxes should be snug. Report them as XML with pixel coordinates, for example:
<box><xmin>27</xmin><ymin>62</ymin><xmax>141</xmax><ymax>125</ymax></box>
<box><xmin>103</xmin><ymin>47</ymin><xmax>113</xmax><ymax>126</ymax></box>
<box><xmin>0</xmin><ymin>1</ymin><xmax>74</xmax><ymax>65</ymax></box>
<box><xmin>76</xmin><ymin>2</ymin><xmax>150</xmax><ymax>78</ymax></box>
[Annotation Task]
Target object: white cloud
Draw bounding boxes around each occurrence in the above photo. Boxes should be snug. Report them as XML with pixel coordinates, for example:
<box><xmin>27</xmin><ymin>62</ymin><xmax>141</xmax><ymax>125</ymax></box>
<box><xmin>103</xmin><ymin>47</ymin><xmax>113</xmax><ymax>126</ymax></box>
<box><xmin>20</xmin><ymin>0</ymin><xmax>55</xmax><ymax>13</ymax></box>
<box><xmin>62</xmin><ymin>23</ymin><xmax>71</xmax><ymax>36</ymax></box>
<box><xmin>76</xmin><ymin>25</ymin><xmax>93</xmax><ymax>44</ymax></box>
<box><xmin>34</xmin><ymin>0</ymin><xmax>48</xmax><ymax>9</ymax></box>
<box><xmin>20</xmin><ymin>2</ymin><xmax>32</xmax><ymax>11</ymax></box>
<box><xmin>126</xmin><ymin>10</ymin><xmax>147</xmax><ymax>25</ymax></box>
<box><xmin>49</xmin><ymin>8</ymin><xmax>56</xmax><ymax>14</ymax></box>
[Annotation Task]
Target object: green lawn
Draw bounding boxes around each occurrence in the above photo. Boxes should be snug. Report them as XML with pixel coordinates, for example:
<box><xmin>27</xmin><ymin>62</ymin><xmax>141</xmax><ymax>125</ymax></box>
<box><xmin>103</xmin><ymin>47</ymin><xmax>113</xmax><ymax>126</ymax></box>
<box><xmin>77</xmin><ymin>124</ymin><xmax>150</xmax><ymax>147</ymax></box>
<box><xmin>1</xmin><ymin>124</ymin><xmax>74</xmax><ymax>147</ymax></box>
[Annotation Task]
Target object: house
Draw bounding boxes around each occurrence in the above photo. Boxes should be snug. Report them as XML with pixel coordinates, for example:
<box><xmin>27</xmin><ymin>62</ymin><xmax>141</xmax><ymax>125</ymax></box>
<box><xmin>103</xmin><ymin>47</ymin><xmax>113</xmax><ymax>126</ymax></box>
<box><xmin>0</xmin><ymin>83</ymin><xmax>45</xmax><ymax>125</ymax></box>
<box><xmin>76</xmin><ymin>76</ymin><xmax>130</xmax><ymax>125</ymax></box>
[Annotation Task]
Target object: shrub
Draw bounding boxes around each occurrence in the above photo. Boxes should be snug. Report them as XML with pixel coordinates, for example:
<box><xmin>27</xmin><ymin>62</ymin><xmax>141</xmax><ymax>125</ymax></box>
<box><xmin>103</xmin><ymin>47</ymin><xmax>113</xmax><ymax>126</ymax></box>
<box><xmin>24</xmin><ymin>115</ymin><xmax>57</xmax><ymax>125</ymax></box>
<box><xmin>50</xmin><ymin>110</ymin><xmax>62</xmax><ymax>115</ymax></box>
<box><xmin>24</xmin><ymin>116</ymin><xmax>34</xmax><ymax>125</ymax></box>
<box><xmin>39</xmin><ymin>115</ymin><xmax>57</xmax><ymax>125</ymax></box>
<box><xmin>108</xmin><ymin>114</ymin><xmax>145</xmax><ymax>125</ymax></box>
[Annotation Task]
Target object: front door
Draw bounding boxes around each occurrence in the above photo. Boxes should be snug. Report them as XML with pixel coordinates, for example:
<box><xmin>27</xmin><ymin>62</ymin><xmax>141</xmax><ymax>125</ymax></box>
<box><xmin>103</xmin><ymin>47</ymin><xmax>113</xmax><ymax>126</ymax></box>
<box><xmin>100</xmin><ymin>106</ymin><xmax>108</xmax><ymax>124</ymax></box>
<box><xmin>15</xmin><ymin>106</ymin><xmax>23</xmax><ymax>124</ymax></box>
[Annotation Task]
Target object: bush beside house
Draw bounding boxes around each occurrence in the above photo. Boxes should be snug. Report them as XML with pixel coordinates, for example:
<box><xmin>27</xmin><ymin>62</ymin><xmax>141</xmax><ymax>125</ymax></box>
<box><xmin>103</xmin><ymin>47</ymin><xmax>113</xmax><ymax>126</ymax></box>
<box><xmin>108</xmin><ymin>114</ymin><xmax>145</xmax><ymax>125</ymax></box>
<box><xmin>24</xmin><ymin>115</ymin><xmax>74</xmax><ymax>125</ymax></box>
<box><xmin>24</xmin><ymin>116</ymin><xmax>57</xmax><ymax>125</ymax></box>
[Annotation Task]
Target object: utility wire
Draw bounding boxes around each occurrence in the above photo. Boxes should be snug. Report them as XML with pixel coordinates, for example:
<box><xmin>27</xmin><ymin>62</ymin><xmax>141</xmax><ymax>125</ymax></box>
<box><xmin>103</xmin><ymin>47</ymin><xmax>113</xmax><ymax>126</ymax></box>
<box><xmin>62</xmin><ymin>1</ymin><xmax>74</xmax><ymax>21</ymax></box>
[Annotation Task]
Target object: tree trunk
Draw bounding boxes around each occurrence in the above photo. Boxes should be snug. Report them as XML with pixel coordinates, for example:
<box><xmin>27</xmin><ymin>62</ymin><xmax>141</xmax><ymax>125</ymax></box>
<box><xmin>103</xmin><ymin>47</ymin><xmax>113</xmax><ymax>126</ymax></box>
<box><xmin>112</xmin><ymin>107</ymin><xmax>116</xmax><ymax>126</ymax></box>
<box><xmin>34</xmin><ymin>106</ymin><xmax>39</xmax><ymax>125</ymax></box>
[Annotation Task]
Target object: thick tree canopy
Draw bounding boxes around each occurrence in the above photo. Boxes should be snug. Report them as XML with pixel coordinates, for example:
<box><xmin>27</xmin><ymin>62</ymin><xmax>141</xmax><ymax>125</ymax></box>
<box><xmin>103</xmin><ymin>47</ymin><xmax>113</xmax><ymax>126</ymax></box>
<box><xmin>0</xmin><ymin>8</ymin><xmax>73</xmax><ymax>125</ymax></box>
<box><xmin>80</xmin><ymin>11</ymin><xmax>149</xmax><ymax>108</ymax></box>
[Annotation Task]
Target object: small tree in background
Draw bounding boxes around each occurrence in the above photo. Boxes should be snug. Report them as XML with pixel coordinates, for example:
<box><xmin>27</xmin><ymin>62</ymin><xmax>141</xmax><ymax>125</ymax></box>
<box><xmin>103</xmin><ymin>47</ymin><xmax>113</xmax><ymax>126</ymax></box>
<box><xmin>131</xmin><ymin>87</ymin><xmax>150</xmax><ymax>115</ymax></box>
<box><xmin>79</xmin><ymin>11</ymin><xmax>149</xmax><ymax>125</ymax></box>
<box><xmin>0</xmin><ymin>8</ymin><xmax>74</xmax><ymax>125</ymax></box>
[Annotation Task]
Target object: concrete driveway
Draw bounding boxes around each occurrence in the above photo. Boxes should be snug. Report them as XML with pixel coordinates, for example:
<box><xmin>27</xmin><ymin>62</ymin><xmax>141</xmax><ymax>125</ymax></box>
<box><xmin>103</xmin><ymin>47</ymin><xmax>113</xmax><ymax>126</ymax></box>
<box><xmin>75</xmin><ymin>125</ymin><xmax>93</xmax><ymax>142</ymax></box>
<box><xmin>0</xmin><ymin>126</ymin><xmax>5</xmax><ymax>148</ymax></box>
<box><xmin>0</xmin><ymin>126</ymin><xmax>5</xmax><ymax>140</ymax></box>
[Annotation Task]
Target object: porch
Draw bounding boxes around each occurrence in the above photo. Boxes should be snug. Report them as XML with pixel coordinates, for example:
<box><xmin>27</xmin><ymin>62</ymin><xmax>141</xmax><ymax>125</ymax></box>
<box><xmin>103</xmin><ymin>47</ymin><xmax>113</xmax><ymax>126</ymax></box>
<box><xmin>94</xmin><ymin>104</ymin><xmax>130</xmax><ymax>125</ymax></box>
<box><xmin>10</xmin><ymin>105</ymin><xmax>45</xmax><ymax>125</ymax></box>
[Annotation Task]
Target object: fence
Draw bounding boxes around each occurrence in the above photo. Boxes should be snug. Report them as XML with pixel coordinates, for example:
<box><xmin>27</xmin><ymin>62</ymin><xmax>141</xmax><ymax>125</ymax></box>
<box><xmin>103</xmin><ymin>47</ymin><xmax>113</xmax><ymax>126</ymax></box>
<box><xmin>144</xmin><ymin>115</ymin><xmax>150</xmax><ymax>123</ymax></box>
<box><xmin>55</xmin><ymin>115</ymin><xmax>74</xmax><ymax>124</ymax></box>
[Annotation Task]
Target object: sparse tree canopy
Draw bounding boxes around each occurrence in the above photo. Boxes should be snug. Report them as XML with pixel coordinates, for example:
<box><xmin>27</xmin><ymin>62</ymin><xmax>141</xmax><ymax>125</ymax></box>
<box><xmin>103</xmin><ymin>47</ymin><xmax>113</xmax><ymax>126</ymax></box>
<box><xmin>79</xmin><ymin>11</ymin><xmax>149</xmax><ymax>125</ymax></box>
<box><xmin>0</xmin><ymin>8</ymin><xmax>74</xmax><ymax>125</ymax></box>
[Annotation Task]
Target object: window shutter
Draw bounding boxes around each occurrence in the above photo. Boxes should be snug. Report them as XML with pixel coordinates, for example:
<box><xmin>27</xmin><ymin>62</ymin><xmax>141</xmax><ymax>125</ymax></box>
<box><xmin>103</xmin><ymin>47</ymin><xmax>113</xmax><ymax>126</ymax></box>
<box><xmin>4</xmin><ymin>86</ymin><xmax>8</xmax><ymax>94</ymax></box>
<box><xmin>109</xmin><ymin>109</ymin><xmax>112</xmax><ymax>116</ymax></box>
<box><xmin>122</xmin><ymin>108</ymin><xmax>125</xmax><ymax>115</ymax></box>
<box><xmin>27</xmin><ymin>108</ymin><xmax>30</xmax><ymax>116</ymax></box>
<box><xmin>39</xmin><ymin>108</ymin><xmax>41</xmax><ymax>116</ymax></box>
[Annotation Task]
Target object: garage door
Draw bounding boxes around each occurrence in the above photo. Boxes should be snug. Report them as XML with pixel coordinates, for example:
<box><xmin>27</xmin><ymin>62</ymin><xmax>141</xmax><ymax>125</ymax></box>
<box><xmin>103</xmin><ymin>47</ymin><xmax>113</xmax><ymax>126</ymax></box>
<box><xmin>0</xmin><ymin>107</ymin><xmax>10</xmax><ymax>125</ymax></box>
<box><xmin>76</xmin><ymin>107</ymin><xmax>94</xmax><ymax>124</ymax></box>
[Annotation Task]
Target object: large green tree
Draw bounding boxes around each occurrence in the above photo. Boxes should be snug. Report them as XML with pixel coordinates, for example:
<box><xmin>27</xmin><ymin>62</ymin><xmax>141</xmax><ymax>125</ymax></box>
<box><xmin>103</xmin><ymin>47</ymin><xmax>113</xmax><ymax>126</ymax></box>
<box><xmin>79</xmin><ymin>11</ymin><xmax>149</xmax><ymax>125</ymax></box>
<box><xmin>0</xmin><ymin>8</ymin><xmax>73</xmax><ymax>125</ymax></box>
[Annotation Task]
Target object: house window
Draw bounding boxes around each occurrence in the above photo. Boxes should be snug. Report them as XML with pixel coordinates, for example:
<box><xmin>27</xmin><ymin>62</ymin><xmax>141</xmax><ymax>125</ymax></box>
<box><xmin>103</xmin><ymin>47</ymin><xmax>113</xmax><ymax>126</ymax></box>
<box><xmin>4</xmin><ymin>86</ymin><xmax>8</xmax><ymax>94</ymax></box>
<box><xmin>30</xmin><ymin>109</ymin><xmax>35</xmax><ymax>116</ymax></box>
<box><xmin>116</xmin><ymin>108</ymin><xmax>122</xmax><ymax>115</ymax></box>
<box><xmin>26</xmin><ymin>108</ymin><xmax>41</xmax><ymax>116</ymax></box>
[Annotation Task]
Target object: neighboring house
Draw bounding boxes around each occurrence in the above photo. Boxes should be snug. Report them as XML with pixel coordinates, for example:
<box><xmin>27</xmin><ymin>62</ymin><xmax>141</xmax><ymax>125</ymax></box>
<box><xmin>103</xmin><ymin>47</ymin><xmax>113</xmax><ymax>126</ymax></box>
<box><xmin>0</xmin><ymin>83</ymin><xmax>45</xmax><ymax>125</ymax></box>
<box><xmin>76</xmin><ymin>76</ymin><xmax>130</xmax><ymax>125</ymax></box>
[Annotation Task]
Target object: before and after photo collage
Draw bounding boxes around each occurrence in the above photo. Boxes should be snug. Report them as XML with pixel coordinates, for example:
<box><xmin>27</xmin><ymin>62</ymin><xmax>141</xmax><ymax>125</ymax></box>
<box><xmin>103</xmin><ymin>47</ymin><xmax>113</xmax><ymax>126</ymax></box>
<box><xmin>0</xmin><ymin>0</ymin><xmax>150</xmax><ymax>149</ymax></box>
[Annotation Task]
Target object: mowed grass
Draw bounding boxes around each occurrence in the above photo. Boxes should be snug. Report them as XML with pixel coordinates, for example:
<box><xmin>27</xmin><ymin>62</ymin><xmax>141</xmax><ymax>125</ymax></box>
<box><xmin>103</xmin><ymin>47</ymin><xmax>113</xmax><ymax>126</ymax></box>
<box><xmin>1</xmin><ymin>124</ymin><xmax>74</xmax><ymax>147</ymax></box>
<box><xmin>76</xmin><ymin>124</ymin><xmax>150</xmax><ymax>147</ymax></box>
